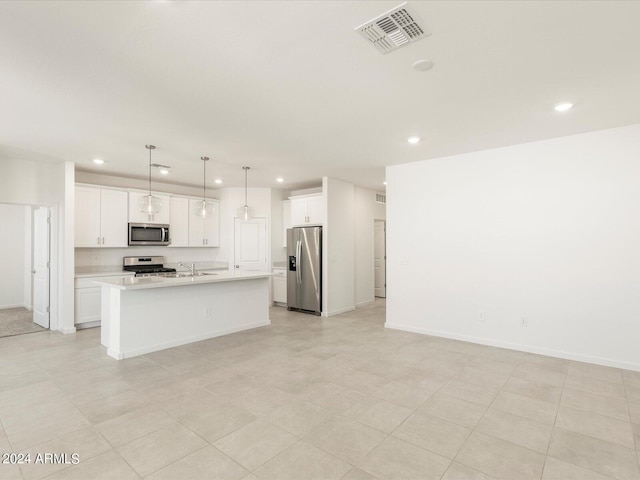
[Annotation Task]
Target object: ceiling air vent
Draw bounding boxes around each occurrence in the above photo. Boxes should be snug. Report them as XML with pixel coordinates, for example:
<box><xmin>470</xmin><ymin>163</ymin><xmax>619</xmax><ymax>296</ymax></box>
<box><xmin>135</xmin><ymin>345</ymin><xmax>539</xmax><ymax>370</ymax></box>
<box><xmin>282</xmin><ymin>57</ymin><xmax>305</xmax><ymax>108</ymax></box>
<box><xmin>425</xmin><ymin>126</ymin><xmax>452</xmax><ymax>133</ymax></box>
<box><xmin>376</xmin><ymin>193</ymin><xmax>387</xmax><ymax>204</ymax></box>
<box><xmin>355</xmin><ymin>2</ymin><xmax>430</xmax><ymax>54</ymax></box>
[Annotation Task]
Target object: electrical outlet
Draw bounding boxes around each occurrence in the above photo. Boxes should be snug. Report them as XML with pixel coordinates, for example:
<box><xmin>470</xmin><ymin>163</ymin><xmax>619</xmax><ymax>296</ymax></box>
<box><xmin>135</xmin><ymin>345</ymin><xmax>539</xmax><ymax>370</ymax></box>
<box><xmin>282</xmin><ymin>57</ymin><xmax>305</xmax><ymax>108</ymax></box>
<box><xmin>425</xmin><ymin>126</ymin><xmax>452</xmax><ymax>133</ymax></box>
<box><xmin>479</xmin><ymin>312</ymin><xmax>485</xmax><ymax>322</ymax></box>
<box><xmin>521</xmin><ymin>317</ymin><xmax>528</xmax><ymax>327</ymax></box>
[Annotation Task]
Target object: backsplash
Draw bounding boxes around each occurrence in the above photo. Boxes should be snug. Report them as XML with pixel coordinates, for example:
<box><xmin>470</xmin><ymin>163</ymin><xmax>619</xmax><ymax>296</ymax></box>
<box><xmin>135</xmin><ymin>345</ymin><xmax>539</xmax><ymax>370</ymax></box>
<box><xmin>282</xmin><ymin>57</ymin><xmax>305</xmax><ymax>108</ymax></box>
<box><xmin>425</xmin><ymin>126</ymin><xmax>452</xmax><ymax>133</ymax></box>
<box><xmin>75</xmin><ymin>246</ymin><xmax>224</xmax><ymax>268</ymax></box>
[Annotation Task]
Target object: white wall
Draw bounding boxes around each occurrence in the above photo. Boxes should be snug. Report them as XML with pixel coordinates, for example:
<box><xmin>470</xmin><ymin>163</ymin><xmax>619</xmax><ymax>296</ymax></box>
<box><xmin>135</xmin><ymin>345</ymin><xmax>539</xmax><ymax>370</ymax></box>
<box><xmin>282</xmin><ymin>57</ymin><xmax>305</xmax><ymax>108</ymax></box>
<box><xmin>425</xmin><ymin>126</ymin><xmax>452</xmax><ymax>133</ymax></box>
<box><xmin>322</xmin><ymin>177</ymin><xmax>355</xmax><ymax>316</ymax></box>
<box><xmin>386</xmin><ymin>123</ymin><xmax>640</xmax><ymax>371</ymax></box>
<box><xmin>0</xmin><ymin>204</ymin><xmax>27</xmax><ymax>308</ymax></box>
<box><xmin>354</xmin><ymin>187</ymin><xmax>386</xmax><ymax>306</ymax></box>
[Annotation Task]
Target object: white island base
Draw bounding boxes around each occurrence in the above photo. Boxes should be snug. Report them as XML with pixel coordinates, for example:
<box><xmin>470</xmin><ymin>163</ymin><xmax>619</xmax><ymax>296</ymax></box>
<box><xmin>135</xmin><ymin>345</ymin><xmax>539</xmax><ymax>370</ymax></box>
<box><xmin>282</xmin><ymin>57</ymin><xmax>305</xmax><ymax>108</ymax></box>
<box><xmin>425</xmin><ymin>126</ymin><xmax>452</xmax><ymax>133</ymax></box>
<box><xmin>97</xmin><ymin>272</ymin><xmax>271</xmax><ymax>360</ymax></box>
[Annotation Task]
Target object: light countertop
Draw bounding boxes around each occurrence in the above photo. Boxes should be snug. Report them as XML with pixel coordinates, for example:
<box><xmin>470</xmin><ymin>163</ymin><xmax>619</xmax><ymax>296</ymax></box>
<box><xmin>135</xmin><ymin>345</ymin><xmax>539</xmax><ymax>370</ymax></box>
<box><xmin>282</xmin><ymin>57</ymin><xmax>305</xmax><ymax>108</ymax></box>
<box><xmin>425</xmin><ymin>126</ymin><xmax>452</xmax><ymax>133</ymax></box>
<box><xmin>94</xmin><ymin>270</ymin><xmax>272</xmax><ymax>291</ymax></box>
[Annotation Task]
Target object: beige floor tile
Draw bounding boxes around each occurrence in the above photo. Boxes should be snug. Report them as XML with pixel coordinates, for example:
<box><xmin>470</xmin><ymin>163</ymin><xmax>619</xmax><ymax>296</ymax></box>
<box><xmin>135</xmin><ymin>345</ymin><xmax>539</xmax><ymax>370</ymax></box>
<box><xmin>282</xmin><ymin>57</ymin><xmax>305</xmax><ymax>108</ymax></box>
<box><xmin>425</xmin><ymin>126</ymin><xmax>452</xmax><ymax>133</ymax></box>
<box><xmin>548</xmin><ymin>427</ymin><xmax>640</xmax><ymax>480</ymax></box>
<box><xmin>158</xmin><ymin>388</ymin><xmax>230</xmax><ymax>418</ymax></box>
<box><xmin>440</xmin><ymin>379</ymin><xmax>500</xmax><ymax>407</ymax></box>
<box><xmin>0</xmin><ymin>464</ymin><xmax>22</xmax><ymax>480</ymax></box>
<box><xmin>568</xmin><ymin>362</ymin><xmax>623</xmax><ymax>385</ymax></box>
<box><xmin>303</xmin><ymin>383</ymin><xmax>367</xmax><ymax>414</ymax></box>
<box><xmin>565</xmin><ymin>374</ymin><xmax>627</xmax><ymax>400</ymax></box>
<box><xmin>133</xmin><ymin>377</ymin><xmax>205</xmax><ymax>403</ymax></box>
<box><xmin>441</xmin><ymin>462</ymin><xmax>498</xmax><ymax>480</ymax></box>
<box><xmin>456</xmin><ymin>432</ymin><xmax>546</xmax><ymax>480</ymax></box>
<box><xmin>476</xmin><ymin>408</ymin><xmax>553</xmax><ymax>453</ymax></box>
<box><xmin>542</xmin><ymin>457</ymin><xmax>616</xmax><ymax>480</ymax></box>
<box><xmin>502</xmin><ymin>376</ymin><xmax>563</xmax><ymax>404</ymax></box>
<box><xmin>116</xmin><ymin>422</ymin><xmax>206</xmax><ymax>477</ymax></box>
<box><xmin>492</xmin><ymin>390</ymin><xmax>558</xmax><ymax>424</ymax></box>
<box><xmin>177</xmin><ymin>404</ymin><xmax>257</xmax><ymax>443</ymax></box>
<box><xmin>19</xmin><ymin>427</ymin><xmax>111</xmax><ymax>480</ymax></box>
<box><xmin>511</xmin><ymin>363</ymin><xmax>566</xmax><ymax>387</ymax></box>
<box><xmin>146</xmin><ymin>445</ymin><xmax>248</xmax><ymax>480</ymax></box>
<box><xmin>39</xmin><ymin>450</ymin><xmax>139</xmax><ymax>480</ymax></box>
<box><xmin>234</xmin><ymin>386</ymin><xmax>296</xmax><ymax>417</ymax></box>
<box><xmin>556</xmin><ymin>405</ymin><xmax>635</xmax><ymax>448</ymax></box>
<box><xmin>96</xmin><ymin>405</ymin><xmax>174</xmax><ymax>446</ymax></box>
<box><xmin>392</xmin><ymin>412</ymin><xmax>471</xmax><ymax>459</ymax></box>
<box><xmin>306</xmin><ymin>416</ymin><xmax>386</xmax><ymax>464</ymax></box>
<box><xmin>357</xmin><ymin>436</ymin><xmax>450</xmax><ymax>480</ymax></box>
<box><xmin>628</xmin><ymin>403</ymin><xmax>640</xmax><ymax>424</ymax></box>
<box><xmin>371</xmin><ymin>379</ymin><xmax>439</xmax><ymax>410</ymax></box>
<box><xmin>4</xmin><ymin>408</ymin><xmax>90</xmax><ymax>450</ymax></box>
<box><xmin>214</xmin><ymin>419</ymin><xmax>298</xmax><ymax>470</ymax></box>
<box><xmin>267</xmin><ymin>400</ymin><xmax>334</xmax><ymax>437</ymax></box>
<box><xmin>626</xmin><ymin>385</ymin><xmax>640</xmax><ymax>404</ymax></box>
<box><xmin>416</xmin><ymin>393</ymin><xmax>486</xmax><ymax>428</ymax></box>
<box><xmin>254</xmin><ymin>441</ymin><xmax>351</xmax><ymax>480</ymax></box>
<box><xmin>332</xmin><ymin>370</ymin><xmax>390</xmax><ymax>395</ymax></box>
<box><xmin>76</xmin><ymin>389</ymin><xmax>149</xmax><ymax>424</ymax></box>
<box><xmin>478</xmin><ymin>346</ymin><xmax>524</xmax><ymax>364</ymax></box>
<box><xmin>622</xmin><ymin>371</ymin><xmax>640</xmax><ymax>389</ymax></box>
<box><xmin>343</xmin><ymin>396</ymin><xmax>412</xmax><ymax>433</ymax></box>
<box><xmin>340</xmin><ymin>467</ymin><xmax>379</xmax><ymax>480</ymax></box>
<box><xmin>520</xmin><ymin>353</ymin><xmax>569</xmax><ymax>373</ymax></box>
<box><xmin>454</xmin><ymin>367</ymin><xmax>508</xmax><ymax>390</ymax></box>
<box><xmin>468</xmin><ymin>357</ymin><xmax>518</xmax><ymax>376</ymax></box>
<box><xmin>561</xmin><ymin>387</ymin><xmax>630</xmax><ymax>421</ymax></box>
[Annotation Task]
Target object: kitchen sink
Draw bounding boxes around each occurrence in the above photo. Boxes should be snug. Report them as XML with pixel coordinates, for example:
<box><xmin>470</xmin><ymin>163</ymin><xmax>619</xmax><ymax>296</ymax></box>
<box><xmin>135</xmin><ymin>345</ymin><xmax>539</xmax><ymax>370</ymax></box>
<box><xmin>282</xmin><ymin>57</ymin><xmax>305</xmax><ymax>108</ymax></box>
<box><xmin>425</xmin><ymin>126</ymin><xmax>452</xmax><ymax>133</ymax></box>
<box><xmin>172</xmin><ymin>272</ymin><xmax>217</xmax><ymax>278</ymax></box>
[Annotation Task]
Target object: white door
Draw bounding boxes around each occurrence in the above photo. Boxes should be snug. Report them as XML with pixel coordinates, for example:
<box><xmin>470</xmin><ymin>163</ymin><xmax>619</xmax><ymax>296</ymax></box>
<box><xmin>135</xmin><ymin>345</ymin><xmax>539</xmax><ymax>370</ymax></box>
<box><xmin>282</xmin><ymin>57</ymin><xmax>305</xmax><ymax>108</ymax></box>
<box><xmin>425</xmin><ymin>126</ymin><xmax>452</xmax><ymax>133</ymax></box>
<box><xmin>234</xmin><ymin>217</ymin><xmax>268</xmax><ymax>271</ymax></box>
<box><xmin>33</xmin><ymin>207</ymin><xmax>50</xmax><ymax>328</ymax></box>
<box><xmin>374</xmin><ymin>220</ymin><xmax>386</xmax><ymax>298</ymax></box>
<box><xmin>100</xmin><ymin>189</ymin><xmax>128</xmax><ymax>247</ymax></box>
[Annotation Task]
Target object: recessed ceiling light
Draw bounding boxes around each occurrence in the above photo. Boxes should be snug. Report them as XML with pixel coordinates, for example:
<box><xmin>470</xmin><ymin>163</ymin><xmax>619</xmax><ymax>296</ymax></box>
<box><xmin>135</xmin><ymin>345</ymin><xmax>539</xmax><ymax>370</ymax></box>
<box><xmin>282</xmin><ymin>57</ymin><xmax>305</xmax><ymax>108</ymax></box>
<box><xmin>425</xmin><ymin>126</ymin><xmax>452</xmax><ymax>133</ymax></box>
<box><xmin>214</xmin><ymin>179</ymin><xmax>223</xmax><ymax>184</ymax></box>
<box><xmin>159</xmin><ymin>168</ymin><xmax>169</xmax><ymax>175</ymax></box>
<box><xmin>276</xmin><ymin>177</ymin><xmax>284</xmax><ymax>183</ymax></box>
<box><xmin>413</xmin><ymin>59</ymin><xmax>434</xmax><ymax>72</ymax></box>
<box><xmin>92</xmin><ymin>158</ymin><xmax>104</xmax><ymax>165</ymax></box>
<box><xmin>407</xmin><ymin>136</ymin><xmax>420</xmax><ymax>144</ymax></box>
<box><xmin>554</xmin><ymin>102</ymin><xmax>573</xmax><ymax>112</ymax></box>
<box><xmin>383</xmin><ymin>181</ymin><xmax>387</xmax><ymax>185</ymax></box>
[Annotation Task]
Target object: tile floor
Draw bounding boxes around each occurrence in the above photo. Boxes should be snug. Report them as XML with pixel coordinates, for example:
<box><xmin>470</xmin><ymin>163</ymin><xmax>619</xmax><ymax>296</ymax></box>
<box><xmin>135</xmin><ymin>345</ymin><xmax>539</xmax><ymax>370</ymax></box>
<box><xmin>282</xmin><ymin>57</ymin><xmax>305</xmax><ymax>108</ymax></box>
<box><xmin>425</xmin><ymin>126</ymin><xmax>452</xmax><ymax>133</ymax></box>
<box><xmin>1</xmin><ymin>300</ymin><xmax>640</xmax><ymax>480</ymax></box>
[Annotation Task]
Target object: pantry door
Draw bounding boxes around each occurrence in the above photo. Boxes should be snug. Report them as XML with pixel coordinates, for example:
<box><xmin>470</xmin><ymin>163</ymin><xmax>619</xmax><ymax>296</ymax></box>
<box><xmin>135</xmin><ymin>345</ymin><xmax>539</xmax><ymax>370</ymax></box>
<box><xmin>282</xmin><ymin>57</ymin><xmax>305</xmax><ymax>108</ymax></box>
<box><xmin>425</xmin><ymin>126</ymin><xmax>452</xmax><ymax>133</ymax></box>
<box><xmin>234</xmin><ymin>217</ymin><xmax>268</xmax><ymax>272</ymax></box>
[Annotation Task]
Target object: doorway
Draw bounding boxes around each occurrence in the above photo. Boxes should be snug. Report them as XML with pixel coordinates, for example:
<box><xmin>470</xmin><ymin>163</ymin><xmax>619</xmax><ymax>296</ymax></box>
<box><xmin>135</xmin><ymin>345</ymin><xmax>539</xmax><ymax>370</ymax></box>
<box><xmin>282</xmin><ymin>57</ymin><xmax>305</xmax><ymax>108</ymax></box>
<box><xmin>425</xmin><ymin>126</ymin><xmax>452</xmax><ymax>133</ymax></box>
<box><xmin>0</xmin><ymin>204</ymin><xmax>50</xmax><ymax>337</ymax></box>
<box><xmin>374</xmin><ymin>220</ymin><xmax>386</xmax><ymax>298</ymax></box>
<box><xmin>234</xmin><ymin>217</ymin><xmax>268</xmax><ymax>272</ymax></box>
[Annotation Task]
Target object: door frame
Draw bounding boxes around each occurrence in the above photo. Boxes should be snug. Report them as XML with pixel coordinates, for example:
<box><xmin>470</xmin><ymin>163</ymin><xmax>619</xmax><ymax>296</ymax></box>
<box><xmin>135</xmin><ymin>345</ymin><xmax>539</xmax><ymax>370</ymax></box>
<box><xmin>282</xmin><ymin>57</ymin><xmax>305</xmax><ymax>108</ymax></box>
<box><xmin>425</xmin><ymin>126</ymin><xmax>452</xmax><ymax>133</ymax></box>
<box><xmin>374</xmin><ymin>219</ymin><xmax>386</xmax><ymax>298</ymax></box>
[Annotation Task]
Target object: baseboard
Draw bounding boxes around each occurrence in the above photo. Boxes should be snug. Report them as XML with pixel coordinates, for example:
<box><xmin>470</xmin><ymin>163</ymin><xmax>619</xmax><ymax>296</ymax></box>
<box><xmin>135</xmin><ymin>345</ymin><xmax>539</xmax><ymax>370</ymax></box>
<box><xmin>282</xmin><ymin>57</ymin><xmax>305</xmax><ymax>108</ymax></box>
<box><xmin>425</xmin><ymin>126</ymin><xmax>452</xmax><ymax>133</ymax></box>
<box><xmin>109</xmin><ymin>320</ymin><xmax>271</xmax><ymax>360</ymax></box>
<box><xmin>59</xmin><ymin>327</ymin><xmax>77</xmax><ymax>334</ymax></box>
<box><xmin>385</xmin><ymin>322</ymin><xmax>640</xmax><ymax>373</ymax></box>
<box><xmin>76</xmin><ymin>321</ymin><xmax>101</xmax><ymax>330</ymax></box>
<box><xmin>0</xmin><ymin>304</ymin><xmax>26</xmax><ymax>310</ymax></box>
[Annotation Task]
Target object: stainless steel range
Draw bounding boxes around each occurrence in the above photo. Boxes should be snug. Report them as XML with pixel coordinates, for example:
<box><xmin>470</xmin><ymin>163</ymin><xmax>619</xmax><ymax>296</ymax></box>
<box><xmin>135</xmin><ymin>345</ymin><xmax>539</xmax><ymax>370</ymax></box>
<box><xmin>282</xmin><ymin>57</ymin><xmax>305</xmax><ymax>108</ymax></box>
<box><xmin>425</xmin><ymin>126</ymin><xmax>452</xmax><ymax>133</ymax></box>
<box><xmin>123</xmin><ymin>256</ymin><xmax>177</xmax><ymax>277</ymax></box>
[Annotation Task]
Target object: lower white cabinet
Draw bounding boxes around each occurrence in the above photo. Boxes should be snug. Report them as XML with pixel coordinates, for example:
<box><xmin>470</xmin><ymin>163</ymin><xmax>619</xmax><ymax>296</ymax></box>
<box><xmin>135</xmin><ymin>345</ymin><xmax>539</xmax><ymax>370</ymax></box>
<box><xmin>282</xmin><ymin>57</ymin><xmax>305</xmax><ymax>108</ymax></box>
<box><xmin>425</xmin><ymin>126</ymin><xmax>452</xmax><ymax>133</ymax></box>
<box><xmin>74</xmin><ymin>274</ymin><xmax>134</xmax><ymax>328</ymax></box>
<box><xmin>272</xmin><ymin>268</ymin><xmax>287</xmax><ymax>304</ymax></box>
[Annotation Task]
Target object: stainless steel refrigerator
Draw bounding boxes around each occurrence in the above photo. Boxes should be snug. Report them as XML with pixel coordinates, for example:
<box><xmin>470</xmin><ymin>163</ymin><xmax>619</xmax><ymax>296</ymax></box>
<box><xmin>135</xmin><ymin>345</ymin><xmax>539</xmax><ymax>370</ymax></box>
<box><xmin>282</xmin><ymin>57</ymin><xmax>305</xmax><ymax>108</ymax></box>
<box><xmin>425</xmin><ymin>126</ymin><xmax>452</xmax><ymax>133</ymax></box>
<box><xmin>287</xmin><ymin>226</ymin><xmax>322</xmax><ymax>315</ymax></box>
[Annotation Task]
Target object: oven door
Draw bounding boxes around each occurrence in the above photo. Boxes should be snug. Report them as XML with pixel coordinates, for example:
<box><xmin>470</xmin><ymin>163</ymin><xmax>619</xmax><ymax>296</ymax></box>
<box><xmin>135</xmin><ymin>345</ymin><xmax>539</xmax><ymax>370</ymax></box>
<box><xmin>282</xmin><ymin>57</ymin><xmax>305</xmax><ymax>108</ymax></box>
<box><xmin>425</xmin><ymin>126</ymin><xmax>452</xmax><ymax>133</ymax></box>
<box><xmin>128</xmin><ymin>223</ymin><xmax>170</xmax><ymax>246</ymax></box>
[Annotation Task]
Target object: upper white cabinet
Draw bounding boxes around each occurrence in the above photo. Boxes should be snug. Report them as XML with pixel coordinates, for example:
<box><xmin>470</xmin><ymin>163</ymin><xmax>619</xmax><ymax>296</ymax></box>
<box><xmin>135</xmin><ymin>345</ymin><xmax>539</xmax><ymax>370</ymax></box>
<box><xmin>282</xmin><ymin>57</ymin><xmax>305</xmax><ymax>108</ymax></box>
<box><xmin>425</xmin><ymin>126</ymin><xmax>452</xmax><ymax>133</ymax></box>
<box><xmin>188</xmin><ymin>198</ymin><xmax>220</xmax><ymax>247</ymax></box>
<box><xmin>75</xmin><ymin>186</ymin><xmax>128</xmax><ymax>248</ymax></box>
<box><xmin>282</xmin><ymin>200</ymin><xmax>291</xmax><ymax>247</ymax></box>
<box><xmin>169</xmin><ymin>197</ymin><xmax>190</xmax><ymax>247</ymax></box>
<box><xmin>128</xmin><ymin>191</ymin><xmax>171</xmax><ymax>224</ymax></box>
<box><xmin>290</xmin><ymin>193</ymin><xmax>324</xmax><ymax>226</ymax></box>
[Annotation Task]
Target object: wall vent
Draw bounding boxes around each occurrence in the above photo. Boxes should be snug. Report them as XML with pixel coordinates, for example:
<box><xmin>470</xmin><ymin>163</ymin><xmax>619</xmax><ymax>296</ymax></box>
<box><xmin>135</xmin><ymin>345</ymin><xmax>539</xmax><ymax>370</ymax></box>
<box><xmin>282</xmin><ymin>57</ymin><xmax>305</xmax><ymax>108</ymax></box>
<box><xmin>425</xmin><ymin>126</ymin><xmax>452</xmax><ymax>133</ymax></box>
<box><xmin>355</xmin><ymin>2</ymin><xmax>430</xmax><ymax>54</ymax></box>
<box><xmin>376</xmin><ymin>193</ymin><xmax>387</xmax><ymax>204</ymax></box>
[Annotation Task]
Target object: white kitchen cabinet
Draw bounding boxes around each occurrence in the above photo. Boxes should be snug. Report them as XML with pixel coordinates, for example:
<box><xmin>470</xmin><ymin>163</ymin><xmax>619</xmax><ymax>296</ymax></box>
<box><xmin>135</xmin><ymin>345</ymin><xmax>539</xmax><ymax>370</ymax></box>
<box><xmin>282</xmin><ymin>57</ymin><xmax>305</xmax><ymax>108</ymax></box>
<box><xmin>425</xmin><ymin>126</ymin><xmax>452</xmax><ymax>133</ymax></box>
<box><xmin>188</xmin><ymin>198</ymin><xmax>220</xmax><ymax>247</ymax></box>
<box><xmin>128</xmin><ymin>191</ymin><xmax>171</xmax><ymax>224</ymax></box>
<box><xmin>282</xmin><ymin>200</ymin><xmax>291</xmax><ymax>247</ymax></box>
<box><xmin>169</xmin><ymin>197</ymin><xmax>190</xmax><ymax>247</ymax></box>
<box><xmin>74</xmin><ymin>274</ymin><xmax>134</xmax><ymax>327</ymax></box>
<box><xmin>75</xmin><ymin>186</ymin><xmax>128</xmax><ymax>248</ymax></box>
<box><xmin>272</xmin><ymin>268</ymin><xmax>287</xmax><ymax>304</ymax></box>
<box><xmin>290</xmin><ymin>193</ymin><xmax>324</xmax><ymax>226</ymax></box>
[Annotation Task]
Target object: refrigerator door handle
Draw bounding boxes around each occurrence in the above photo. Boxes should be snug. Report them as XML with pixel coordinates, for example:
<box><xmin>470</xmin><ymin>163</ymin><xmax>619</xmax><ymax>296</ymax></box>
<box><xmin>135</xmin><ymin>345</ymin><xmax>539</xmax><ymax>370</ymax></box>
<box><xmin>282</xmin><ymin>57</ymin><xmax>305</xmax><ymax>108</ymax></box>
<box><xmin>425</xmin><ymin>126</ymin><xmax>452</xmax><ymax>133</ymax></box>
<box><xmin>296</xmin><ymin>240</ymin><xmax>302</xmax><ymax>284</ymax></box>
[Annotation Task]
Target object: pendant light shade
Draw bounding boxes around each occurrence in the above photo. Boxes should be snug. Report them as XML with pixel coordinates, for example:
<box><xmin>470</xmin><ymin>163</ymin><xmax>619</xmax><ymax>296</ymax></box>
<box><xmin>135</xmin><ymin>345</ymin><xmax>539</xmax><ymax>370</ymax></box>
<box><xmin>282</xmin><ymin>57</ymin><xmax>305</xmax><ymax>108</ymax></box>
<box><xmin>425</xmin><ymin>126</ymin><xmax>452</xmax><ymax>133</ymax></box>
<box><xmin>193</xmin><ymin>156</ymin><xmax>214</xmax><ymax>218</ymax></box>
<box><xmin>139</xmin><ymin>145</ymin><xmax>162</xmax><ymax>218</ymax></box>
<box><xmin>237</xmin><ymin>166</ymin><xmax>253</xmax><ymax>221</ymax></box>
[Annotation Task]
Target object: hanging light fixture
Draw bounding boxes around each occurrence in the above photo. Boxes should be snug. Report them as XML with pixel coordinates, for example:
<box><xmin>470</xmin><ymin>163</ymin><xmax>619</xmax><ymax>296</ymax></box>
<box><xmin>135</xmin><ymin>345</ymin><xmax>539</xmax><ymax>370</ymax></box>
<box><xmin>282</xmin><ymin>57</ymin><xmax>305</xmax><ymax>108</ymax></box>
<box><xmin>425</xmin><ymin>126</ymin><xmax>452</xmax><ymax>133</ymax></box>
<box><xmin>193</xmin><ymin>156</ymin><xmax>214</xmax><ymax>218</ymax></box>
<box><xmin>139</xmin><ymin>144</ymin><xmax>162</xmax><ymax>219</ymax></box>
<box><xmin>237</xmin><ymin>166</ymin><xmax>253</xmax><ymax>221</ymax></box>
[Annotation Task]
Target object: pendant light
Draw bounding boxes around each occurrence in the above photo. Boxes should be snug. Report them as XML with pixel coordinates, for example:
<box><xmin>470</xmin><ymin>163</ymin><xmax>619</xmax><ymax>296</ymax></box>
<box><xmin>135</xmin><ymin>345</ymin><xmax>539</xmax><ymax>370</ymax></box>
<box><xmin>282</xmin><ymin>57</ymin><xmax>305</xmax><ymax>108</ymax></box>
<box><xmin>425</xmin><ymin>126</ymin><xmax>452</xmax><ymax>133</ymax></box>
<box><xmin>193</xmin><ymin>156</ymin><xmax>214</xmax><ymax>218</ymax></box>
<box><xmin>237</xmin><ymin>166</ymin><xmax>253</xmax><ymax>221</ymax></box>
<box><xmin>139</xmin><ymin>144</ymin><xmax>162</xmax><ymax>219</ymax></box>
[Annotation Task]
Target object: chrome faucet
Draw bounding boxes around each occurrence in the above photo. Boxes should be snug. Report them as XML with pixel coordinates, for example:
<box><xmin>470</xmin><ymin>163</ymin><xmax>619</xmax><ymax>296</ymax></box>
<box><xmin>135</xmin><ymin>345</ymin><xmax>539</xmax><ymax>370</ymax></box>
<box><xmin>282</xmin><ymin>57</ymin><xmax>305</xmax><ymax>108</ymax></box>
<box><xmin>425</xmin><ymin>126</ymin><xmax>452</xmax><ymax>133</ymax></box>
<box><xmin>177</xmin><ymin>262</ymin><xmax>196</xmax><ymax>276</ymax></box>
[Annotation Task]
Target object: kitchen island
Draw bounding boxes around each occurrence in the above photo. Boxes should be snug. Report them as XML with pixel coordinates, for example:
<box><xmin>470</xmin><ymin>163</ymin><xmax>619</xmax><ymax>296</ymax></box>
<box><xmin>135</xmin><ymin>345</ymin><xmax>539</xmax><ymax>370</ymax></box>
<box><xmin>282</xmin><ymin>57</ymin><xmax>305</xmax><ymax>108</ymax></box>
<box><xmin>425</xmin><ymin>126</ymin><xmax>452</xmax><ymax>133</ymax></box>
<box><xmin>94</xmin><ymin>270</ymin><xmax>271</xmax><ymax>360</ymax></box>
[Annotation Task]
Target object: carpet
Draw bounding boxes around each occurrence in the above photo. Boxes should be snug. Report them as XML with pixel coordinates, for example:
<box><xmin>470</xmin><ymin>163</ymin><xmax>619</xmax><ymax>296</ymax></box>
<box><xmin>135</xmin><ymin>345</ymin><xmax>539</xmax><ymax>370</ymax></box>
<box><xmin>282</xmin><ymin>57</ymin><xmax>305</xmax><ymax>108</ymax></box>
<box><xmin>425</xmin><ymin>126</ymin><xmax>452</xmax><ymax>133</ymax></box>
<box><xmin>0</xmin><ymin>307</ymin><xmax>47</xmax><ymax>338</ymax></box>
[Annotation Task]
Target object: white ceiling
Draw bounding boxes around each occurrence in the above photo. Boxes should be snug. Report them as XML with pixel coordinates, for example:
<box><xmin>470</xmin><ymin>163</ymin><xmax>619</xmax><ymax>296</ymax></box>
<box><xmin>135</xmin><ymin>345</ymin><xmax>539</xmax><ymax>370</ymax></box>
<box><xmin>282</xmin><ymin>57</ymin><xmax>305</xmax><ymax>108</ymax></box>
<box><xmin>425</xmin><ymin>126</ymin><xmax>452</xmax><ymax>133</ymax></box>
<box><xmin>1</xmin><ymin>1</ymin><xmax>639</xmax><ymax>191</ymax></box>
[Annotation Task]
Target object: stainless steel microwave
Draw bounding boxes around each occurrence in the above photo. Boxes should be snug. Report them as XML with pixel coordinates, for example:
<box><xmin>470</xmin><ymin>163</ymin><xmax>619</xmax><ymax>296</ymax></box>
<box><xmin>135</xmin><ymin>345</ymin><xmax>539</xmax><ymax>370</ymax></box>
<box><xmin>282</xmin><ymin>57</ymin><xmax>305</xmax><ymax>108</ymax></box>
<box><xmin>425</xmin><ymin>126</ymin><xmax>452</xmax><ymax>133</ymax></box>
<box><xmin>128</xmin><ymin>223</ymin><xmax>171</xmax><ymax>246</ymax></box>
